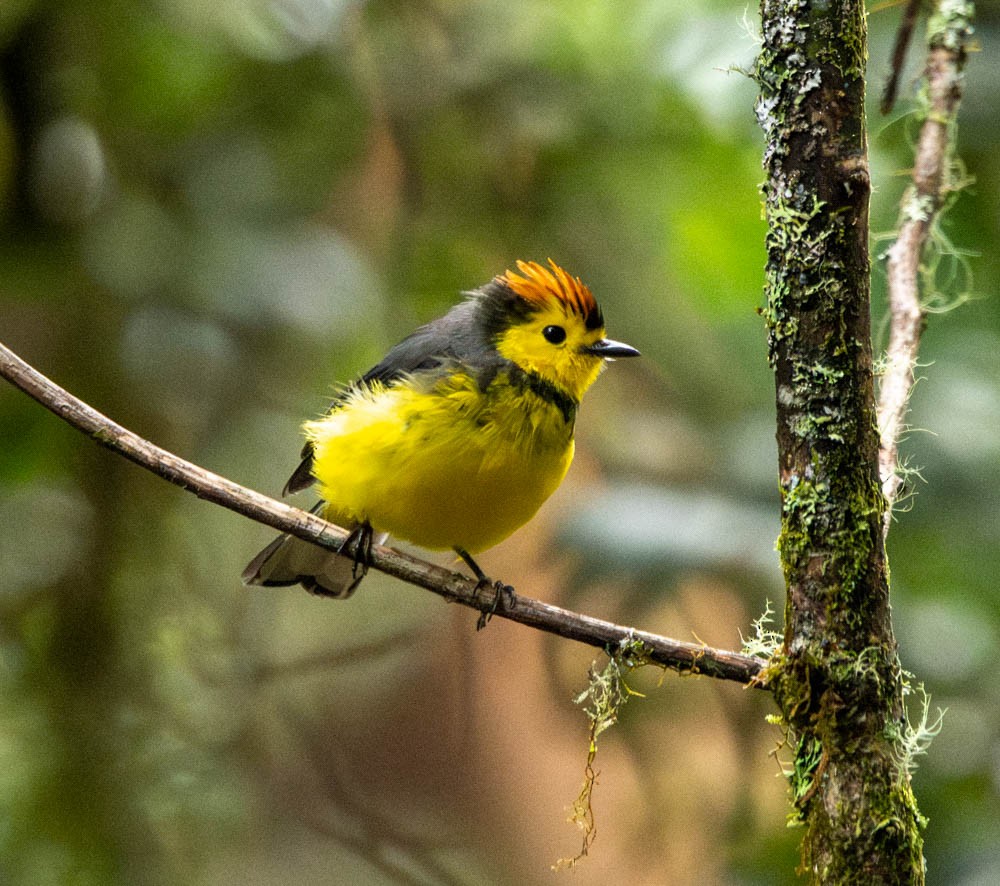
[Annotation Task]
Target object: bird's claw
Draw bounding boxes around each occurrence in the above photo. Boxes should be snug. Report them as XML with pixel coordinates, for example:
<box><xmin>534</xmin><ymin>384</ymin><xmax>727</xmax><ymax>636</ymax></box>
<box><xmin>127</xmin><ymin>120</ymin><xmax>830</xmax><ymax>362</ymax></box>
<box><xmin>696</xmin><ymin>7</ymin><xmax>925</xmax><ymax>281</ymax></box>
<box><xmin>475</xmin><ymin>579</ymin><xmax>516</xmax><ymax>631</ymax></box>
<box><xmin>338</xmin><ymin>521</ymin><xmax>374</xmax><ymax>591</ymax></box>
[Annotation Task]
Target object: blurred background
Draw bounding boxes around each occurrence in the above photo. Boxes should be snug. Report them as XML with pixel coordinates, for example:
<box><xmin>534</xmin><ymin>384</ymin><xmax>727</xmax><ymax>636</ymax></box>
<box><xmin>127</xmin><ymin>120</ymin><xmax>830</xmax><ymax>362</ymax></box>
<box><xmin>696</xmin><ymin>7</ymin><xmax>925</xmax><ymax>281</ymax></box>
<box><xmin>0</xmin><ymin>1</ymin><xmax>997</xmax><ymax>883</ymax></box>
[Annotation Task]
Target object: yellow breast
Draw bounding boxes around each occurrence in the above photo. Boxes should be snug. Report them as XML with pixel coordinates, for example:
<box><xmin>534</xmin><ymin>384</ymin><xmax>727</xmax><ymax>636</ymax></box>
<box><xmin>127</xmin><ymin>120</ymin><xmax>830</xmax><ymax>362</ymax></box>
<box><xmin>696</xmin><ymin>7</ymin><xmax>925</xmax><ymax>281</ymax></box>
<box><xmin>303</xmin><ymin>369</ymin><xmax>575</xmax><ymax>553</ymax></box>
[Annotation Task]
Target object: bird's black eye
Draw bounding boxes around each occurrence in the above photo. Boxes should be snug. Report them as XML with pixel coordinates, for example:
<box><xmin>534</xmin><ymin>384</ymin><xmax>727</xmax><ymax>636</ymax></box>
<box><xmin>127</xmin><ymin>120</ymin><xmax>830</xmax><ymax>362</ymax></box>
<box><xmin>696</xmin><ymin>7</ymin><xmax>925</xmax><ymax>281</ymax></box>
<box><xmin>542</xmin><ymin>325</ymin><xmax>566</xmax><ymax>345</ymax></box>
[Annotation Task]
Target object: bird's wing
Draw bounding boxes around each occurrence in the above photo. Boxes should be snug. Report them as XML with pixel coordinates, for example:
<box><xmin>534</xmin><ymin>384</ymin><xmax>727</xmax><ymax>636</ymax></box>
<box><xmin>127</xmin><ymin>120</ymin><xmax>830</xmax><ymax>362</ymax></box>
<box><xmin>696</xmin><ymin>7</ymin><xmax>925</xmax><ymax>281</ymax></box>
<box><xmin>283</xmin><ymin>297</ymin><xmax>494</xmax><ymax>495</ymax></box>
<box><xmin>359</xmin><ymin>297</ymin><xmax>488</xmax><ymax>385</ymax></box>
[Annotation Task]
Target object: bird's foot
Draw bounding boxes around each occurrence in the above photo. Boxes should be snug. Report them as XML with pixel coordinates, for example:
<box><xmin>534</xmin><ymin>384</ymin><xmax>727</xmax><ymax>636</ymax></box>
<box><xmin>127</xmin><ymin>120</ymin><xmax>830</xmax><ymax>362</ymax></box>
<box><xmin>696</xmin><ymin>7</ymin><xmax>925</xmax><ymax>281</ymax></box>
<box><xmin>475</xmin><ymin>580</ymin><xmax>516</xmax><ymax>631</ymax></box>
<box><xmin>454</xmin><ymin>548</ymin><xmax>517</xmax><ymax>630</ymax></box>
<box><xmin>338</xmin><ymin>521</ymin><xmax>375</xmax><ymax>594</ymax></box>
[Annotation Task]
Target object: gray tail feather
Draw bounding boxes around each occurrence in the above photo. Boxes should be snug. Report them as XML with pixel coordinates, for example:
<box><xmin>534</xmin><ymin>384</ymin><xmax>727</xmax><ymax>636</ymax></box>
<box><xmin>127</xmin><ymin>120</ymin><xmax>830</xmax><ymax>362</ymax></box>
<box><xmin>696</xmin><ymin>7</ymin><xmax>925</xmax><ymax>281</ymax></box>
<box><xmin>242</xmin><ymin>522</ymin><xmax>388</xmax><ymax>599</ymax></box>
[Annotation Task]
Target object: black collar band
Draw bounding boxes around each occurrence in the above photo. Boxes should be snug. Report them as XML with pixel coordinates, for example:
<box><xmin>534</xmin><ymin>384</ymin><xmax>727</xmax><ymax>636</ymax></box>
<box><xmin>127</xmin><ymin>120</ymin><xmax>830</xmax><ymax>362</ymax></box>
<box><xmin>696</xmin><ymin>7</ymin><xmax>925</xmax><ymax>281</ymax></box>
<box><xmin>510</xmin><ymin>365</ymin><xmax>578</xmax><ymax>425</ymax></box>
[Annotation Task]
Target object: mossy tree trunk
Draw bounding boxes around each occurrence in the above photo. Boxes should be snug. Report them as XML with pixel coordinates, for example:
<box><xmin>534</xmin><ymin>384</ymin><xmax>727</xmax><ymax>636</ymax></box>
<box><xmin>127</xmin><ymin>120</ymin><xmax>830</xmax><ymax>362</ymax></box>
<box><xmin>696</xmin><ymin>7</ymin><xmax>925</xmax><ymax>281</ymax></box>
<box><xmin>756</xmin><ymin>1</ymin><xmax>925</xmax><ymax>882</ymax></box>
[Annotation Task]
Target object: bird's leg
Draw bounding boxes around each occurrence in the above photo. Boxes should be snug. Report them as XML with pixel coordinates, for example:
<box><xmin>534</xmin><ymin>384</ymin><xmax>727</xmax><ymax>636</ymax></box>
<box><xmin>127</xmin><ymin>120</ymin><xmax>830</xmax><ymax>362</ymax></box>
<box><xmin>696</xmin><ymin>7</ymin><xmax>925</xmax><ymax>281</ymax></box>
<box><xmin>455</xmin><ymin>547</ymin><xmax>516</xmax><ymax>630</ymax></box>
<box><xmin>338</xmin><ymin>520</ymin><xmax>375</xmax><ymax>595</ymax></box>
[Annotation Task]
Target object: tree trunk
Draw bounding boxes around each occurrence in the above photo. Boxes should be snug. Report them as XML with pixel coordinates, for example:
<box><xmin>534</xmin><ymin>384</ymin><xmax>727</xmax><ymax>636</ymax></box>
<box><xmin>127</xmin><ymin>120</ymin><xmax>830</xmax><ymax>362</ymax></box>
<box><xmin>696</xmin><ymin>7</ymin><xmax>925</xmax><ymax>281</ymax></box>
<box><xmin>756</xmin><ymin>1</ymin><xmax>925</xmax><ymax>881</ymax></box>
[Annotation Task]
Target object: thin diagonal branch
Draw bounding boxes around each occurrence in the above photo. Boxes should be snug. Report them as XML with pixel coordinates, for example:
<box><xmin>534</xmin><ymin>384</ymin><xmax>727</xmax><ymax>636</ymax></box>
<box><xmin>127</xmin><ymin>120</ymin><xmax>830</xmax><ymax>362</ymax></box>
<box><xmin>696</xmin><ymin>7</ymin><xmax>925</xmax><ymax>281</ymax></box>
<box><xmin>878</xmin><ymin>0</ymin><xmax>974</xmax><ymax>532</ymax></box>
<box><xmin>0</xmin><ymin>339</ymin><xmax>766</xmax><ymax>686</ymax></box>
<box><xmin>881</xmin><ymin>0</ymin><xmax>923</xmax><ymax>116</ymax></box>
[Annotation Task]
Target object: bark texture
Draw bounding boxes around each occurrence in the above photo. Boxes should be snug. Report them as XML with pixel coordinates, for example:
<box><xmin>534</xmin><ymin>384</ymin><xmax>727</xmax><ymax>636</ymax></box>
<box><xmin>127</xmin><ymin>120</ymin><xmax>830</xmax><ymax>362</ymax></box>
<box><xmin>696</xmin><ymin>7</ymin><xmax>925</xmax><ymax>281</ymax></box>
<box><xmin>756</xmin><ymin>1</ymin><xmax>925</xmax><ymax>881</ymax></box>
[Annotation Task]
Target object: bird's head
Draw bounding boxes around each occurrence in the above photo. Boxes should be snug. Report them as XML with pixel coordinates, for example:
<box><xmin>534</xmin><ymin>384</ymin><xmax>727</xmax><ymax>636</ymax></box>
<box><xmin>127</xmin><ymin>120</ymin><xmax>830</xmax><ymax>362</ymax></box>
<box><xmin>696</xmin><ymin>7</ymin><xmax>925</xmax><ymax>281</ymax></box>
<box><xmin>481</xmin><ymin>259</ymin><xmax>639</xmax><ymax>402</ymax></box>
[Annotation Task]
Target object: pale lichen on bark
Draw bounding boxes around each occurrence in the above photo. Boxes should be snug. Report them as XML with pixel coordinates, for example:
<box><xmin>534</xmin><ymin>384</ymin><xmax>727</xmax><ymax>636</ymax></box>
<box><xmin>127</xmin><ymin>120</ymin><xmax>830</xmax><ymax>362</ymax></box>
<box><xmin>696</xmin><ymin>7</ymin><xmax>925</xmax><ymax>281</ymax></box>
<box><xmin>878</xmin><ymin>0</ymin><xmax>974</xmax><ymax>529</ymax></box>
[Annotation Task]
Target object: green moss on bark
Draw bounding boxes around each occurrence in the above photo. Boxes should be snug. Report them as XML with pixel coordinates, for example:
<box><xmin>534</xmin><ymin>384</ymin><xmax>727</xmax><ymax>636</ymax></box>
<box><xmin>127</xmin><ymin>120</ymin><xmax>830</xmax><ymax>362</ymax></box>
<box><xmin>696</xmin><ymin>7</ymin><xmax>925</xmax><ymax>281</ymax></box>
<box><xmin>756</xmin><ymin>0</ymin><xmax>926</xmax><ymax>881</ymax></box>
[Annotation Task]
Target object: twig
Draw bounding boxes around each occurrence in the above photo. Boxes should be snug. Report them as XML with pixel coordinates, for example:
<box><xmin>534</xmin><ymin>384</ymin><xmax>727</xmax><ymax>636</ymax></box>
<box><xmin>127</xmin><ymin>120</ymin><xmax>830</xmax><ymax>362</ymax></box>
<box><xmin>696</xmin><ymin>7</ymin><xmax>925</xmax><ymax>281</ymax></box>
<box><xmin>878</xmin><ymin>0</ymin><xmax>973</xmax><ymax>532</ymax></box>
<box><xmin>881</xmin><ymin>0</ymin><xmax>923</xmax><ymax>116</ymax></box>
<box><xmin>0</xmin><ymin>339</ymin><xmax>767</xmax><ymax>686</ymax></box>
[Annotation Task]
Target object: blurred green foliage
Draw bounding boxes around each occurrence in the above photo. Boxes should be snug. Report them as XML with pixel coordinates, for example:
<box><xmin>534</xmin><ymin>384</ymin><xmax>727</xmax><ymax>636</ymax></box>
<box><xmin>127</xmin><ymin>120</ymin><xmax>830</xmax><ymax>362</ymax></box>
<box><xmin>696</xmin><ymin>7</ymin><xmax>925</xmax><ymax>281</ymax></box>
<box><xmin>1</xmin><ymin>1</ymin><xmax>997</xmax><ymax>883</ymax></box>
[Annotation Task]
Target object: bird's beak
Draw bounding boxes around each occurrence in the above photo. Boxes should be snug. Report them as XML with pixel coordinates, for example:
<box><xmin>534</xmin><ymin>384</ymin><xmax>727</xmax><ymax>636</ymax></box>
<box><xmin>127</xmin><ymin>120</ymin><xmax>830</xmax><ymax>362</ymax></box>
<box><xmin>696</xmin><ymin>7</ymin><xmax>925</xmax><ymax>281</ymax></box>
<box><xmin>584</xmin><ymin>338</ymin><xmax>641</xmax><ymax>359</ymax></box>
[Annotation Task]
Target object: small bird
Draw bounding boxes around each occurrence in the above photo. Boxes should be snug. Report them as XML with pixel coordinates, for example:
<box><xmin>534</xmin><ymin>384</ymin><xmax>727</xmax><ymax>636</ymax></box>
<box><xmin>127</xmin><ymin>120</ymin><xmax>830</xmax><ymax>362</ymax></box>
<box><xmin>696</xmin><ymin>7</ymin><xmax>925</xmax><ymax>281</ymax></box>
<box><xmin>243</xmin><ymin>259</ymin><xmax>639</xmax><ymax>599</ymax></box>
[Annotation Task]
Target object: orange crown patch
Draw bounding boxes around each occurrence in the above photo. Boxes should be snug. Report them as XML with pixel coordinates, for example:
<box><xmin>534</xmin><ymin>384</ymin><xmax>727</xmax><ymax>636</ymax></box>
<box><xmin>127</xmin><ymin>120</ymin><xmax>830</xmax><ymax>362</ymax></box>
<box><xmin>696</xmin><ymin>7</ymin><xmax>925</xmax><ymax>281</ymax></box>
<box><xmin>499</xmin><ymin>259</ymin><xmax>602</xmax><ymax>325</ymax></box>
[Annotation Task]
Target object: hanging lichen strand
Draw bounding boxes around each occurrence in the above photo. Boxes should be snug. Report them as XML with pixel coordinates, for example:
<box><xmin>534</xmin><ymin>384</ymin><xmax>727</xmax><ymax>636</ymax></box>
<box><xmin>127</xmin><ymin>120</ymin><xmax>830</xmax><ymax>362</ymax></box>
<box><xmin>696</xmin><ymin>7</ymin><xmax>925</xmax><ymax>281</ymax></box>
<box><xmin>755</xmin><ymin>1</ymin><xmax>926</xmax><ymax>883</ymax></box>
